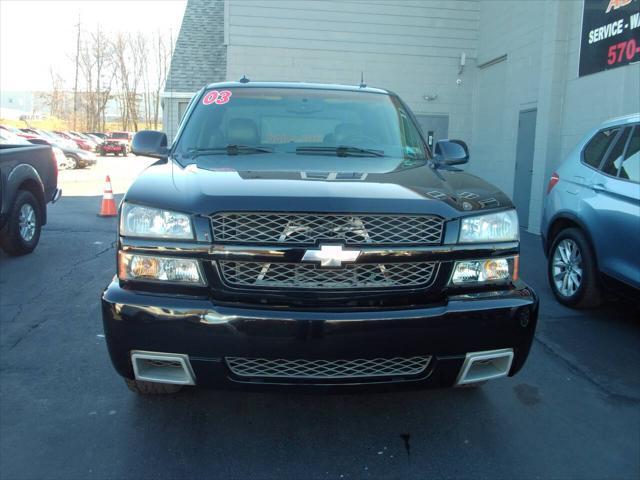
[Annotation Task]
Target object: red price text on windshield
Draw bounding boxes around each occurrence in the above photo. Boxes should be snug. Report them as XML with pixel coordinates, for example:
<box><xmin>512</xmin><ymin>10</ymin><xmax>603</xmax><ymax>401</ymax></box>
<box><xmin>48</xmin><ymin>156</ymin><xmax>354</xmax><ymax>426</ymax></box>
<box><xmin>202</xmin><ymin>90</ymin><xmax>232</xmax><ymax>105</ymax></box>
<box><xmin>607</xmin><ymin>39</ymin><xmax>640</xmax><ymax>65</ymax></box>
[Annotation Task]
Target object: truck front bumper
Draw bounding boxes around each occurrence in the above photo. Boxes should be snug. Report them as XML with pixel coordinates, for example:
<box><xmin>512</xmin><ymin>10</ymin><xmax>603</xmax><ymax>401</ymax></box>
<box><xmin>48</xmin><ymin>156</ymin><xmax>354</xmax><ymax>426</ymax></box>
<box><xmin>101</xmin><ymin>280</ymin><xmax>538</xmax><ymax>390</ymax></box>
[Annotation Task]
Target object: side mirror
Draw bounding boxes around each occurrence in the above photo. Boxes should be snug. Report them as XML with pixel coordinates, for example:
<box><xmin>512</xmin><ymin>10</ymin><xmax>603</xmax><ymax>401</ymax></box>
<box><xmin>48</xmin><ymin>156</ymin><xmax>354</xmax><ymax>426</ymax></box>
<box><xmin>131</xmin><ymin>130</ymin><xmax>169</xmax><ymax>159</ymax></box>
<box><xmin>434</xmin><ymin>139</ymin><xmax>469</xmax><ymax>166</ymax></box>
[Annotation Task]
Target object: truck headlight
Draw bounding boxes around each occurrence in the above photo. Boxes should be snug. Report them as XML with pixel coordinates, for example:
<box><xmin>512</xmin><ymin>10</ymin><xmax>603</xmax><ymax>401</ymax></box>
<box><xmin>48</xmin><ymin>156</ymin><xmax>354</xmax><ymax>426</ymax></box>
<box><xmin>118</xmin><ymin>252</ymin><xmax>205</xmax><ymax>285</ymax></box>
<box><xmin>450</xmin><ymin>256</ymin><xmax>519</xmax><ymax>285</ymax></box>
<box><xmin>120</xmin><ymin>203</ymin><xmax>193</xmax><ymax>239</ymax></box>
<box><xmin>459</xmin><ymin>210</ymin><xmax>519</xmax><ymax>243</ymax></box>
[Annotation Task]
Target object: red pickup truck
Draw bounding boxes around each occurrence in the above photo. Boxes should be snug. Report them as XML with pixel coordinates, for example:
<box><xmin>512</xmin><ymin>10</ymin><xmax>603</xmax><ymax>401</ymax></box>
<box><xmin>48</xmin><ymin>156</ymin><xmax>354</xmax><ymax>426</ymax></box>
<box><xmin>100</xmin><ymin>132</ymin><xmax>131</xmax><ymax>156</ymax></box>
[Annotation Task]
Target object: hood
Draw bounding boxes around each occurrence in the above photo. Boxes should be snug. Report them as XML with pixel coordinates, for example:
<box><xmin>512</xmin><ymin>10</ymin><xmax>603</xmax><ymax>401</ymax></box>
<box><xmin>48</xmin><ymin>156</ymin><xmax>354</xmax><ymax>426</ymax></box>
<box><xmin>124</xmin><ymin>155</ymin><xmax>513</xmax><ymax>219</ymax></box>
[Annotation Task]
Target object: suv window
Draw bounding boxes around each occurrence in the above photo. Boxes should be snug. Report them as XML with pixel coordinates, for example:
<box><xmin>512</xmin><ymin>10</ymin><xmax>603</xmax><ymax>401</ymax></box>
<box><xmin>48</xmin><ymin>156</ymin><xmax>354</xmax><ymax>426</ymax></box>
<box><xmin>618</xmin><ymin>126</ymin><xmax>640</xmax><ymax>183</ymax></box>
<box><xmin>583</xmin><ymin>127</ymin><xmax>619</xmax><ymax>169</ymax></box>
<box><xmin>601</xmin><ymin>127</ymin><xmax>630</xmax><ymax>176</ymax></box>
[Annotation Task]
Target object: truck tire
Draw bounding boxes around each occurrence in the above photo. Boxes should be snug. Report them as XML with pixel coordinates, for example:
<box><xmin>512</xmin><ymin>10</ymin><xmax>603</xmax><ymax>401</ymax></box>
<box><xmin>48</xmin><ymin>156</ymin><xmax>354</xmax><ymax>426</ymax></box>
<box><xmin>547</xmin><ymin>227</ymin><xmax>603</xmax><ymax>308</ymax></box>
<box><xmin>0</xmin><ymin>190</ymin><xmax>42</xmax><ymax>256</ymax></box>
<box><xmin>124</xmin><ymin>378</ymin><xmax>183</xmax><ymax>395</ymax></box>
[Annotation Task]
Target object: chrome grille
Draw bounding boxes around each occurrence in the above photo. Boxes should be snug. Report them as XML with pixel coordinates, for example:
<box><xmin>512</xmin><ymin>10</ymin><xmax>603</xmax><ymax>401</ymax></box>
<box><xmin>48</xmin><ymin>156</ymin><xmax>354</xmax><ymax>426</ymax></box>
<box><xmin>218</xmin><ymin>261</ymin><xmax>438</xmax><ymax>289</ymax></box>
<box><xmin>226</xmin><ymin>356</ymin><xmax>431</xmax><ymax>379</ymax></box>
<box><xmin>211</xmin><ymin>212</ymin><xmax>443</xmax><ymax>245</ymax></box>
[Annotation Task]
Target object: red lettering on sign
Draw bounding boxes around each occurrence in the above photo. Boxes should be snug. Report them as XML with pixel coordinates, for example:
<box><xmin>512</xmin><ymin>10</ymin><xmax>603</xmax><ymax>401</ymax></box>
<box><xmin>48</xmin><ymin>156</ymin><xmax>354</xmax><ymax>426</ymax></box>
<box><xmin>607</xmin><ymin>39</ymin><xmax>640</xmax><ymax>65</ymax></box>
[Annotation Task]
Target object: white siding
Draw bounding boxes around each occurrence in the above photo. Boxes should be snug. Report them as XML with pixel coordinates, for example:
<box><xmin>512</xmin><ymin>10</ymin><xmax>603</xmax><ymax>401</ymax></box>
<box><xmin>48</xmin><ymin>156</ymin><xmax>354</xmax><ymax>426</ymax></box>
<box><xmin>226</xmin><ymin>0</ymin><xmax>480</xmax><ymax>140</ymax></box>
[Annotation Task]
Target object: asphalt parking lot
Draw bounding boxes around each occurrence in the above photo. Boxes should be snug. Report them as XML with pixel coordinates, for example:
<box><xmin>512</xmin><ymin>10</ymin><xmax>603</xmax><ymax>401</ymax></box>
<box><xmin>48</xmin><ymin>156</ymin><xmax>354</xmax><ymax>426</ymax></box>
<box><xmin>1</xmin><ymin>156</ymin><xmax>638</xmax><ymax>480</ymax></box>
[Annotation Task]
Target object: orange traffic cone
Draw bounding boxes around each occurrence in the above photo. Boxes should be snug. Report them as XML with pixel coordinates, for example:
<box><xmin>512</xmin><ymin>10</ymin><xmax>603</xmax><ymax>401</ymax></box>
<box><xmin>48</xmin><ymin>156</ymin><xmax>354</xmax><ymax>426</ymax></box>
<box><xmin>98</xmin><ymin>175</ymin><xmax>117</xmax><ymax>217</ymax></box>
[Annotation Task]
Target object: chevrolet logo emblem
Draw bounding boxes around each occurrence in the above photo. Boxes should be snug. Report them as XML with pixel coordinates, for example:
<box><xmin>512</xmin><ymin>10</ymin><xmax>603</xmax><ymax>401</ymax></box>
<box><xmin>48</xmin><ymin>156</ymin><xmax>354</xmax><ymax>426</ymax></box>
<box><xmin>301</xmin><ymin>245</ymin><xmax>361</xmax><ymax>268</ymax></box>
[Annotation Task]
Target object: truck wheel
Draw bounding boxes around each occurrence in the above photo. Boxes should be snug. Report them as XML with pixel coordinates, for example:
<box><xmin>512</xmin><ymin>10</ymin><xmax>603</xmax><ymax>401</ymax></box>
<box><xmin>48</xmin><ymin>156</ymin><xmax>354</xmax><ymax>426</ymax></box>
<box><xmin>548</xmin><ymin>228</ymin><xmax>602</xmax><ymax>308</ymax></box>
<box><xmin>124</xmin><ymin>378</ymin><xmax>183</xmax><ymax>395</ymax></box>
<box><xmin>0</xmin><ymin>190</ymin><xmax>42</xmax><ymax>256</ymax></box>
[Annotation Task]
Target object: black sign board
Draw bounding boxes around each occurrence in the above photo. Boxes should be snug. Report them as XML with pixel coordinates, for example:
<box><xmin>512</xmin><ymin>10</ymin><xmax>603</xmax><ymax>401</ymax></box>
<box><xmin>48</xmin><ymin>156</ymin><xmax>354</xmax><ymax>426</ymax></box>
<box><xmin>579</xmin><ymin>0</ymin><xmax>640</xmax><ymax>77</ymax></box>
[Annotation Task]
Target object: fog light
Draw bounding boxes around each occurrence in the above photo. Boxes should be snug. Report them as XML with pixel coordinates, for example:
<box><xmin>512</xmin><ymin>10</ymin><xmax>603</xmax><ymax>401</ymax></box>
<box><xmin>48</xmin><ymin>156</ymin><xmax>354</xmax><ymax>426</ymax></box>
<box><xmin>118</xmin><ymin>252</ymin><xmax>205</xmax><ymax>285</ymax></box>
<box><xmin>451</xmin><ymin>257</ymin><xmax>512</xmax><ymax>284</ymax></box>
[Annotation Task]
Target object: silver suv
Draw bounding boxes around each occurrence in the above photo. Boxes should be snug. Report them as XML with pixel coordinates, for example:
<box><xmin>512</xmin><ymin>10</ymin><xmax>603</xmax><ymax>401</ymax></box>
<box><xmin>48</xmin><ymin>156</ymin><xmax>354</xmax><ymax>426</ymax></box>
<box><xmin>541</xmin><ymin>114</ymin><xmax>640</xmax><ymax>308</ymax></box>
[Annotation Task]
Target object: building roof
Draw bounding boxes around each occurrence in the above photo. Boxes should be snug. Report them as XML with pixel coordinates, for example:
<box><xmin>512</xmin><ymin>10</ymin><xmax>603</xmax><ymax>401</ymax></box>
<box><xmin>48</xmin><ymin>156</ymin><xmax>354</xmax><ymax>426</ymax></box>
<box><xmin>165</xmin><ymin>0</ymin><xmax>227</xmax><ymax>93</ymax></box>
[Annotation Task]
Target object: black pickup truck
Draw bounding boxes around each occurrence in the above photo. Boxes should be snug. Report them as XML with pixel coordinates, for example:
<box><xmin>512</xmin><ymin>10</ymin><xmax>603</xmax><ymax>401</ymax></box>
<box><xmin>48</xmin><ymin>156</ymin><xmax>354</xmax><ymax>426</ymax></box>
<box><xmin>102</xmin><ymin>81</ymin><xmax>538</xmax><ymax>395</ymax></box>
<box><xmin>0</xmin><ymin>144</ymin><xmax>61</xmax><ymax>255</ymax></box>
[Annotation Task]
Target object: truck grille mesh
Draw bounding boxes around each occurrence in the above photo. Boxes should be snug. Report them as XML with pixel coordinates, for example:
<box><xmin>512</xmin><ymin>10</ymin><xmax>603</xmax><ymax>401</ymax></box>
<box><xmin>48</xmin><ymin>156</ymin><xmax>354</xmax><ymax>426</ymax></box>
<box><xmin>219</xmin><ymin>261</ymin><xmax>438</xmax><ymax>289</ymax></box>
<box><xmin>226</xmin><ymin>356</ymin><xmax>431</xmax><ymax>379</ymax></box>
<box><xmin>211</xmin><ymin>212</ymin><xmax>443</xmax><ymax>245</ymax></box>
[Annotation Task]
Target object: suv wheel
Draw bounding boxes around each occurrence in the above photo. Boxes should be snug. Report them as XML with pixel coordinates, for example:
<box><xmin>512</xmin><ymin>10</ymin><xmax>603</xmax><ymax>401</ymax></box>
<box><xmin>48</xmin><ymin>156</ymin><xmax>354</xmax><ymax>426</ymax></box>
<box><xmin>548</xmin><ymin>228</ymin><xmax>602</xmax><ymax>308</ymax></box>
<box><xmin>0</xmin><ymin>190</ymin><xmax>42</xmax><ymax>256</ymax></box>
<box><xmin>124</xmin><ymin>378</ymin><xmax>183</xmax><ymax>395</ymax></box>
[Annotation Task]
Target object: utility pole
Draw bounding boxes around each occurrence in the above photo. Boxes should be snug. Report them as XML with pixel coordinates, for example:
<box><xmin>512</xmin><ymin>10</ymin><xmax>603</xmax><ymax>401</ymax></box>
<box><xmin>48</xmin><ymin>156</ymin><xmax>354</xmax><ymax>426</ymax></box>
<box><xmin>72</xmin><ymin>12</ymin><xmax>81</xmax><ymax>130</ymax></box>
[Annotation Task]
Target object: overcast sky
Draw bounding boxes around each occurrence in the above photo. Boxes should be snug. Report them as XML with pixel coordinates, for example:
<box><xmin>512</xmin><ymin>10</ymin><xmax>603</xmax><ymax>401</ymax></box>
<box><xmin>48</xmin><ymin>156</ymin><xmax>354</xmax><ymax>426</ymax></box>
<box><xmin>0</xmin><ymin>0</ymin><xmax>187</xmax><ymax>92</ymax></box>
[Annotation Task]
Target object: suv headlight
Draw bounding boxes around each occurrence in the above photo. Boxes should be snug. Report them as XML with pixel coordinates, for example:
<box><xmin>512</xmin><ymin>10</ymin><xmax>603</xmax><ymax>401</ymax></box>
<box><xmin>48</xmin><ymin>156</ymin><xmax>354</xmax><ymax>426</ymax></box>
<box><xmin>120</xmin><ymin>203</ymin><xmax>193</xmax><ymax>239</ymax></box>
<box><xmin>459</xmin><ymin>210</ymin><xmax>519</xmax><ymax>243</ymax></box>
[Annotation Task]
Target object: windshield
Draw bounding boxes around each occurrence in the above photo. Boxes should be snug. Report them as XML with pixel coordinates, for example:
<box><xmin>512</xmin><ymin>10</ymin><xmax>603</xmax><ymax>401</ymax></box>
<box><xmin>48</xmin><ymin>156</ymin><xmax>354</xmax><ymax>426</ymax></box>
<box><xmin>174</xmin><ymin>87</ymin><xmax>429</xmax><ymax>164</ymax></box>
<box><xmin>110</xmin><ymin>132</ymin><xmax>128</xmax><ymax>139</ymax></box>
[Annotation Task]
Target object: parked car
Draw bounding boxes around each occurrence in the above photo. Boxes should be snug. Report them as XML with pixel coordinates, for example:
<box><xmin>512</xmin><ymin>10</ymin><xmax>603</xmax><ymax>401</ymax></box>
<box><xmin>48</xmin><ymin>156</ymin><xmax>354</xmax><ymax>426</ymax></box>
<box><xmin>27</xmin><ymin>137</ymin><xmax>97</xmax><ymax>169</ymax></box>
<box><xmin>0</xmin><ymin>141</ymin><xmax>61</xmax><ymax>255</ymax></box>
<box><xmin>102</xmin><ymin>81</ymin><xmax>538</xmax><ymax>395</ymax></box>
<box><xmin>1</xmin><ymin>125</ymin><xmax>38</xmax><ymax>140</ymax></box>
<box><xmin>99</xmin><ymin>139</ymin><xmax>127</xmax><ymax>156</ymax></box>
<box><xmin>29</xmin><ymin>129</ymin><xmax>78</xmax><ymax>150</ymax></box>
<box><xmin>52</xmin><ymin>131</ymin><xmax>89</xmax><ymax>151</ymax></box>
<box><xmin>542</xmin><ymin>113</ymin><xmax>640</xmax><ymax>307</ymax></box>
<box><xmin>107</xmin><ymin>131</ymin><xmax>132</xmax><ymax>148</ymax></box>
<box><xmin>18</xmin><ymin>128</ymin><xmax>47</xmax><ymax>141</ymax></box>
<box><xmin>0</xmin><ymin>130</ymin><xmax>30</xmax><ymax>145</ymax></box>
<box><xmin>55</xmin><ymin>131</ymin><xmax>95</xmax><ymax>151</ymax></box>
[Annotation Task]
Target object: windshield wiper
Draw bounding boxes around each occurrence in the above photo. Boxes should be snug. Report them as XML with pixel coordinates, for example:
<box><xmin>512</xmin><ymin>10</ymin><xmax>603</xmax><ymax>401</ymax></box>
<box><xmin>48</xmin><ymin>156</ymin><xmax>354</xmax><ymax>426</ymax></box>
<box><xmin>296</xmin><ymin>146</ymin><xmax>385</xmax><ymax>157</ymax></box>
<box><xmin>186</xmin><ymin>145</ymin><xmax>274</xmax><ymax>158</ymax></box>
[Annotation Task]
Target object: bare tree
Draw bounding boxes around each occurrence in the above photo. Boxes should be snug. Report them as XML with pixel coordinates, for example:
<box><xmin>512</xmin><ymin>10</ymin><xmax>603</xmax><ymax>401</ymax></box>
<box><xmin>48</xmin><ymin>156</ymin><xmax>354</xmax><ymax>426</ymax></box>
<box><xmin>42</xmin><ymin>68</ymin><xmax>66</xmax><ymax>118</ymax></box>
<box><xmin>46</xmin><ymin>27</ymin><xmax>175</xmax><ymax>131</ymax></box>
